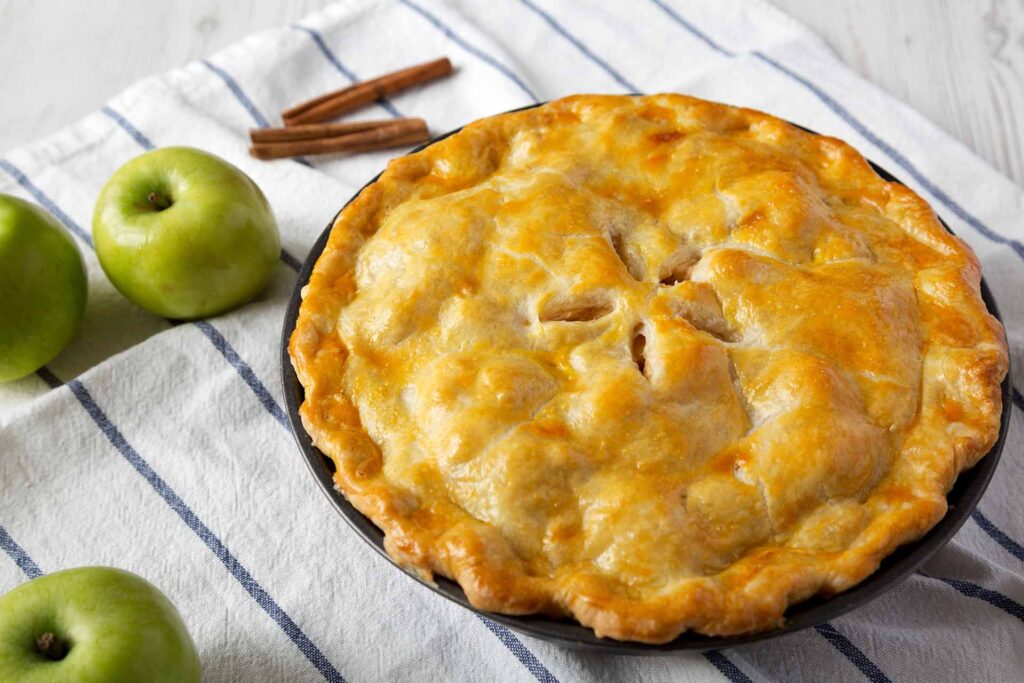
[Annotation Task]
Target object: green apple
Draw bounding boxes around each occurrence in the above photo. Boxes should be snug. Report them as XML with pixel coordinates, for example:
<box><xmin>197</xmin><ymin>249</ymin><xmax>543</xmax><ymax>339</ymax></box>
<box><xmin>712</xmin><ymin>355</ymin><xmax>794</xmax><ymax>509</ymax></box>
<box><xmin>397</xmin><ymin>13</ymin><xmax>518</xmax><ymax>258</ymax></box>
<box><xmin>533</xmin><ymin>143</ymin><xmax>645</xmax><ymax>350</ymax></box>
<box><xmin>93</xmin><ymin>146</ymin><xmax>280</xmax><ymax>320</ymax></box>
<box><xmin>0</xmin><ymin>567</ymin><xmax>200</xmax><ymax>683</ymax></box>
<box><xmin>0</xmin><ymin>194</ymin><xmax>87</xmax><ymax>382</ymax></box>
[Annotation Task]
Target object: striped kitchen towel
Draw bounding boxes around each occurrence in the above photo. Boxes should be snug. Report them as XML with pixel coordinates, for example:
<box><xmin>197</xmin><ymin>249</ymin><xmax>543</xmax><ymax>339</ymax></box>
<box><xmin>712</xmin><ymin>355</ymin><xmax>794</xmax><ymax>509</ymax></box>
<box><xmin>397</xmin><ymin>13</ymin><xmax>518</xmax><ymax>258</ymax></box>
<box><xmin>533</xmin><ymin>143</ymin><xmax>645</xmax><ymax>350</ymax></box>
<box><xmin>1</xmin><ymin>0</ymin><xmax>1021</xmax><ymax>680</ymax></box>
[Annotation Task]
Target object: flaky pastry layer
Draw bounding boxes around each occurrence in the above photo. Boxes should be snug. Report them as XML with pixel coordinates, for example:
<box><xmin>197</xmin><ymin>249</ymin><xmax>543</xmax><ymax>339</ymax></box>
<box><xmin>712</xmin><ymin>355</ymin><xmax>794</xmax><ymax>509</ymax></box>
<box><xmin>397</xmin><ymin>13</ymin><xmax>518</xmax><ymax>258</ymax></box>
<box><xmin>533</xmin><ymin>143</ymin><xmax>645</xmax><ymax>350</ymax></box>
<box><xmin>290</xmin><ymin>95</ymin><xmax>1007</xmax><ymax>642</ymax></box>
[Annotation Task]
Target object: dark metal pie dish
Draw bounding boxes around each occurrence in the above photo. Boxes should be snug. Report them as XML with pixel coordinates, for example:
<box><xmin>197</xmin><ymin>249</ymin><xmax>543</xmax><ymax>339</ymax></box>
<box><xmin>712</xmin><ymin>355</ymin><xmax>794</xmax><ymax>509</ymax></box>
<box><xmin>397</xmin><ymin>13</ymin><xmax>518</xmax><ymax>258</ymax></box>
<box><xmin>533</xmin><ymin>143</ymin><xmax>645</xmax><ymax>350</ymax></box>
<box><xmin>280</xmin><ymin>113</ymin><xmax>1011</xmax><ymax>654</ymax></box>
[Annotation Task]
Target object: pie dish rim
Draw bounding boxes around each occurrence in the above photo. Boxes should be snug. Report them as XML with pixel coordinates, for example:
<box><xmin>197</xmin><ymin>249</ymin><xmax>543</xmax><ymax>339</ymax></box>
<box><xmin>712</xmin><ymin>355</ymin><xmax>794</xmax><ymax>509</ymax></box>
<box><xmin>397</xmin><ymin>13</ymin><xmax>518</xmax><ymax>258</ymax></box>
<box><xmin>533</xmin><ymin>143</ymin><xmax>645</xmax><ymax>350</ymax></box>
<box><xmin>279</xmin><ymin>106</ymin><xmax>1011</xmax><ymax>654</ymax></box>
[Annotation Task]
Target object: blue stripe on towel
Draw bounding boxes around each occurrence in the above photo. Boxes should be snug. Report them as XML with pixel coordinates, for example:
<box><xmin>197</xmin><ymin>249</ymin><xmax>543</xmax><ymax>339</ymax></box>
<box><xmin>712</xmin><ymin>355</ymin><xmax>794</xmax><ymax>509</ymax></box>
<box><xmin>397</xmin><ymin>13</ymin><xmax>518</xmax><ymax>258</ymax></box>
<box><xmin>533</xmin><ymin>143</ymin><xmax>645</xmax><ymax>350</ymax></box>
<box><xmin>200</xmin><ymin>60</ymin><xmax>313</xmax><ymax>169</ymax></box>
<box><xmin>280</xmin><ymin>247</ymin><xmax>304</xmax><ymax>272</ymax></box>
<box><xmin>814</xmin><ymin>624</ymin><xmax>892</xmax><ymax>683</ymax></box>
<box><xmin>921</xmin><ymin>573</ymin><xmax>1024</xmax><ymax>624</ymax></box>
<box><xmin>968</xmin><ymin>392</ymin><xmax>1024</xmax><ymax>565</ymax></box>
<box><xmin>398</xmin><ymin>0</ymin><xmax>539</xmax><ymax>102</ymax></box>
<box><xmin>193</xmin><ymin>320</ymin><xmax>289</xmax><ymax>428</ymax></box>
<box><xmin>0</xmin><ymin>160</ymin><xmax>94</xmax><ymax>247</ymax></box>
<box><xmin>290</xmin><ymin>25</ymin><xmax>404</xmax><ymax>119</ymax></box>
<box><xmin>704</xmin><ymin>650</ymin><xmax>753</xmax><ymax>683</ymax></box>
<box><xmin>101</xmin><ymin>105</ymin><xmax>155</xmax><ymax>150</ymax></box>
<box><xmin>646</xmin><ymin>0</ymin><xmax>734</xmax><ymax>56</ymax></box>
<box><xmin>66</xmin><ymin>379</ymin><xmax>347</xmax><ymax>683</ymax></box>
<box><xmin>202</xmin><ymin>59</ymin><xmax>271</xmax><ymax>128</ymax></box>
<box><xmin>36</xmin><ymin>366</ymin><xmax>64</xmax><ymax>389</ymax></box>
<box><xmin>476</xmin><ymin>616</ymin><xmax>560</xmax><ymax>683</ymax></box>
<box><xmin>972</xmin><ymin>510</ymin><xmax>1024</xmax><ymax>563</ymax></box>
<box><xmin>0</xmin><ymin>525</ymin><xmax>44</xmax><ymax>579</ymax></box>
<box><xmin>513</xmin><ymin>0</ymin><xmax>637</xmax><ymax>92</ymax></box>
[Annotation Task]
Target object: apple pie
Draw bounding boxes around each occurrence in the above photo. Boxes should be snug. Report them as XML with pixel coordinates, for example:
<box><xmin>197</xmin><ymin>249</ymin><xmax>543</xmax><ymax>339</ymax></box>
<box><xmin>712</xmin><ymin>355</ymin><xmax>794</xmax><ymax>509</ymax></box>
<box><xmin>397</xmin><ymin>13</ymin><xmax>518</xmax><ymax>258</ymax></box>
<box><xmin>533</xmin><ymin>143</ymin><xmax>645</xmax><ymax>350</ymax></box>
<box><xmin>289</xmin><ymin>94</ymin><xmax>1007</xmax><ymax>642</ymax></box>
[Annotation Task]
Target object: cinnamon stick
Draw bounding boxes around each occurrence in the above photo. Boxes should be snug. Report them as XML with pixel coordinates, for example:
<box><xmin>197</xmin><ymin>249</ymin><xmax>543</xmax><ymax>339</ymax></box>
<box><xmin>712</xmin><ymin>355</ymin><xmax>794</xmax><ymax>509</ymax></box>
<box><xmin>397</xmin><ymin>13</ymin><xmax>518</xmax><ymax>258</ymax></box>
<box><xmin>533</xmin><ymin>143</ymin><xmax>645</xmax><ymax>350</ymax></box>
<box><xmin>282</xmin><ymin>57</ymin><xmax>452</xmax><ymax>125</ymax></box>
<box><xmin>250</xmin><ymin>119</ymin><xmax>399</xmax><ymax>144</ymax></box>
<box><xmin>249</xmin><ymin>118</ymin><xmax>429</xmax><ymax>160</ymax></box>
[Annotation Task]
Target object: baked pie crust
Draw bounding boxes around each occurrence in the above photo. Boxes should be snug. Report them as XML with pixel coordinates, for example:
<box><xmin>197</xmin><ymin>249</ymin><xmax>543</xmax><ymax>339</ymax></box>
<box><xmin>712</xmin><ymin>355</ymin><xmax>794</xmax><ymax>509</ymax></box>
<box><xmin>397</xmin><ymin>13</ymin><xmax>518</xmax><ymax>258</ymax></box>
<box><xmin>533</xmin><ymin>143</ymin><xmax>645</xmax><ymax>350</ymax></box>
<box><xmin>289</xmin><ymin>94</ymin><xmax>1008</xmax><ymax>643</ymax></box>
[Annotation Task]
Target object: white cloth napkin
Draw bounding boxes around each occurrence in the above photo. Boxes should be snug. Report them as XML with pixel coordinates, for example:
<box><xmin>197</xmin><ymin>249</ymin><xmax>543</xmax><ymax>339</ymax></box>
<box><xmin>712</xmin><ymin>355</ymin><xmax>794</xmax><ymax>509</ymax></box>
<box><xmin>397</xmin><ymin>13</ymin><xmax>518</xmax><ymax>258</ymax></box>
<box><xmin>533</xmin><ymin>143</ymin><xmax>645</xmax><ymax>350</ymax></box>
<box><xmin>2</xmin><ymin>1</ymin><xmax>1022</xmax><ymax>680</ymax></box>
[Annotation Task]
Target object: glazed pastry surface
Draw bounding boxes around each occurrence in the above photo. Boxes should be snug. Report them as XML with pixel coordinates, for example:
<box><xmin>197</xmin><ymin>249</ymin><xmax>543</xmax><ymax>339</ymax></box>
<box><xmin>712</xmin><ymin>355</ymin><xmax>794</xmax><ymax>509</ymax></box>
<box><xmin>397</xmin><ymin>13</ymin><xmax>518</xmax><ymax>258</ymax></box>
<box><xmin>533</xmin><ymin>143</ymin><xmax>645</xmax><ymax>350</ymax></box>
<box><xmin>290</xmin><ymin>94</ymin><xmax>1008</xmax><ymax>642</ymax></box>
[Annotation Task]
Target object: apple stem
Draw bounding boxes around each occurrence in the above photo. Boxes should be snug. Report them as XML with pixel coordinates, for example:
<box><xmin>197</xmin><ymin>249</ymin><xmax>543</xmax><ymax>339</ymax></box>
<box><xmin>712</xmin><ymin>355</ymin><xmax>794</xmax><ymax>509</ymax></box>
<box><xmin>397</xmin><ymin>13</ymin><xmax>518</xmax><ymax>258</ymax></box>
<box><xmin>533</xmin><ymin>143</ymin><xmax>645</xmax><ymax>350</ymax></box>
<box><xmin>147</xmin><ymin>191</ymin><xmax>172</xmax><ymax>211</ymax></box>
<box><xmin>35</xmin><ymin>632</ymin><xmax>70</xmax><ymax>661</ymax></box>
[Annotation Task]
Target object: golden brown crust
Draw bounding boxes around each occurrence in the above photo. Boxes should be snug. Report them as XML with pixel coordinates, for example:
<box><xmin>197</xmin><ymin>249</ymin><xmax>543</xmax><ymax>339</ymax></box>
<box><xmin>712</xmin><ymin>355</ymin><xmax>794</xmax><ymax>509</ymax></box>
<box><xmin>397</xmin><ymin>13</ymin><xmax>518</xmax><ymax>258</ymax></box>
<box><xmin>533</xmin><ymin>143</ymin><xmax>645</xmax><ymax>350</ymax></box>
<box><xmin>290</xmin><ymin>94</ymin><xmax>1008</xmax><ymax>642</ymax></box>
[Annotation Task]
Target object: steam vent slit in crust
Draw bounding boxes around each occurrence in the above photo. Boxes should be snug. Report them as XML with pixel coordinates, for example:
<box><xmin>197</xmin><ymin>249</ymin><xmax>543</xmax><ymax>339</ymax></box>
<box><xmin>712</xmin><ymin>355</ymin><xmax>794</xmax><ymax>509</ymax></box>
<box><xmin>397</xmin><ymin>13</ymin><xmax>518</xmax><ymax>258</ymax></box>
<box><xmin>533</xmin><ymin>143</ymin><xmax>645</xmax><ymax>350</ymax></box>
<box><xmin>289</xmin><ymin>94</ymin><xmax>1008</xmax><ymax>643</ymax></box>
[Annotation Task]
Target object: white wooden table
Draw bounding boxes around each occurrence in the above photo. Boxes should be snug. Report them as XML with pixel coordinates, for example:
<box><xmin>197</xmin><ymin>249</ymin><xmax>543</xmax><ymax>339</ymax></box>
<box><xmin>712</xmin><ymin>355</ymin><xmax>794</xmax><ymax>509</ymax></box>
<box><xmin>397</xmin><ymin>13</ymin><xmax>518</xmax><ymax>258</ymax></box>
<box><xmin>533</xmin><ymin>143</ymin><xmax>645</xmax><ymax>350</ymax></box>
<box><xmin>0</xmin><ymin>0</ymin><xmax>1022</xmax><ymax>186</ymax></box>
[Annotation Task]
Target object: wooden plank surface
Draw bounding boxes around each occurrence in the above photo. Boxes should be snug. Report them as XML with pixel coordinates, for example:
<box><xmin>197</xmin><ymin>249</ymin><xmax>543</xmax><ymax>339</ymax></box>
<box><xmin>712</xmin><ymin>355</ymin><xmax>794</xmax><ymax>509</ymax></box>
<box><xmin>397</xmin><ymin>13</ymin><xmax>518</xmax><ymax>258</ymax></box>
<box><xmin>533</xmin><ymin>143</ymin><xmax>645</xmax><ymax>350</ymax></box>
<box><xmin>0</xmin><ymin>0</ymin><xmax>1021</xmax><ymax>186</ymax></box>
